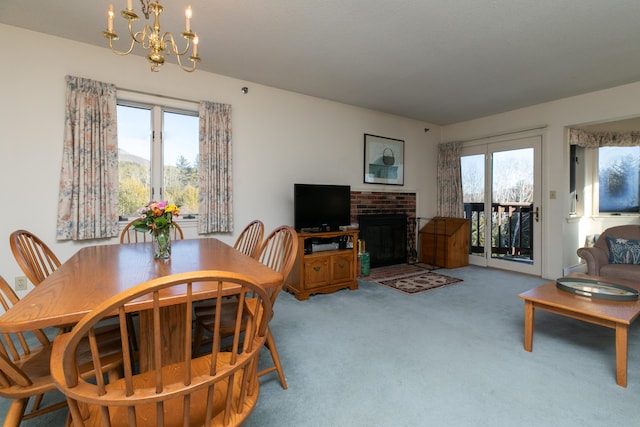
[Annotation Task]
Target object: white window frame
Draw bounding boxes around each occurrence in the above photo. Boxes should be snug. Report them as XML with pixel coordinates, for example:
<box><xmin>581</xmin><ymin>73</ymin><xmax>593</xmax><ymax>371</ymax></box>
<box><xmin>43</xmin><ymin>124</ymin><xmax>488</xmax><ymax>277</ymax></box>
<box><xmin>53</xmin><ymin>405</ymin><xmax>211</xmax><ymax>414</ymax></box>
<box><xmin>117</xmin><ymin>90</ymin><xmax>199</xmax><ymax>221</ymax></box>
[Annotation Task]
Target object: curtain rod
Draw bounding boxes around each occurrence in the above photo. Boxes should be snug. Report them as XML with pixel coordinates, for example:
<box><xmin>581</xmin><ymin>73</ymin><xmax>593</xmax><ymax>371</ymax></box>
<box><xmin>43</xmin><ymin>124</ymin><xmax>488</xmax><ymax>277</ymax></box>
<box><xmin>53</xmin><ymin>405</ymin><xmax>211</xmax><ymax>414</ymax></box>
<box><xmin>454</xmin><ymin>125</ymin><xmax>547</xmax><ymax>144</ymax></box>
<box><xmin>116</xmin><ymin>87</ymin><xmax>200</xmax><ymax>104</ymax></box>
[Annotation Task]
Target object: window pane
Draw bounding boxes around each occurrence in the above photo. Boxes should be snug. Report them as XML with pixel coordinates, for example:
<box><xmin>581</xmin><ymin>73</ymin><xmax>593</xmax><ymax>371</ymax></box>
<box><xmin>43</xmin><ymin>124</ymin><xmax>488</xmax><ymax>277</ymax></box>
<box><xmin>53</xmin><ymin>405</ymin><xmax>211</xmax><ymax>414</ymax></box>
<box><xmin>491</xmin><ymin>148</ymin><xmax>533</xmax><ymax>260</ymax></box>
<box><xmin>163</xmin><ymin>111</ymin><xmax>199</xmax><ymax>216</ymax></box>
<box><xmin>599</xmin><ymin>146</ymin><xmax>640</xmax><ymax>213</ymax></box>
<box><xmin>118</xmin><ymin>105</ymin><xmax>151</xmax><ymax>217</ymax></box>
<box><xmin>461</xmin><ymin>154</ymin><xmax>484</xmax><ymax>203</ymax></box>
<box><xmin>461</xmin><ymin>154</ymin><xmax>485</xmax><ymax>254</ymax></box>
<box><xmin>491</xmin><ymin>148</ymin><xmax>533</xmax><ymax>204</ymax></box>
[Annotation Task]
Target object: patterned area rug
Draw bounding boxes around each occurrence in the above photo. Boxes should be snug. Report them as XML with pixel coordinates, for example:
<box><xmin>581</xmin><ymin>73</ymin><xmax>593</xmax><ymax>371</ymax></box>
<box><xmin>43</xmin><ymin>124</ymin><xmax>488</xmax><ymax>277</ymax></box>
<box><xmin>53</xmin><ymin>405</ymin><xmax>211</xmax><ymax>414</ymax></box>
<box><xmin>378</xmin><ymin>271</ymin><xmax>463</xmax><ymax>295</ymax></box>
<box><xmin>364</xmin><ymin>262</ymin><xmax>437</xmax><ymax>282</ymax></box>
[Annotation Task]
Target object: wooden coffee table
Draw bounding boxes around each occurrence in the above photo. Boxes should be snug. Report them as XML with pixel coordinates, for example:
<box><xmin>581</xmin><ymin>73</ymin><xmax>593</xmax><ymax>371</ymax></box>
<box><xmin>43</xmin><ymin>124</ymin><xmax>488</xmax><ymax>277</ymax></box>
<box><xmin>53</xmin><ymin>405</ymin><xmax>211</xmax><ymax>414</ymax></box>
<box><xmin>518</xmin><ymin>273</ymin><xmax>640</xmax><ymax>387</ymax></box>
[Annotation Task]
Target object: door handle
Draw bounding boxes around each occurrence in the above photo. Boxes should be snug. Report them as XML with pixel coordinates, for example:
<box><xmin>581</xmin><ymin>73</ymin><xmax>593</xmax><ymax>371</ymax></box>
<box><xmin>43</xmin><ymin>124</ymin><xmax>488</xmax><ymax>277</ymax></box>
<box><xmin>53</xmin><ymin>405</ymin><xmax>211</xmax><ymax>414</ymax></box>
<box><xmin>535</xmin><ymin>207</ymin><xmax>539</xmax><ymax>223</ymax></box>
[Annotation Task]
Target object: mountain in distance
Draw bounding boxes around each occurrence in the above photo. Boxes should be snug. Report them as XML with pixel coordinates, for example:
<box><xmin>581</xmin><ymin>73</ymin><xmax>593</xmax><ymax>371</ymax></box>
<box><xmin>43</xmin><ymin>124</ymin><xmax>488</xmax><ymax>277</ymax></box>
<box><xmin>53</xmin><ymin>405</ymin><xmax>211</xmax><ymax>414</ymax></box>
<box><xmin>118</xmin><ymin>148</ymin><xmax>149</xmax><ymax>166</ymax></box>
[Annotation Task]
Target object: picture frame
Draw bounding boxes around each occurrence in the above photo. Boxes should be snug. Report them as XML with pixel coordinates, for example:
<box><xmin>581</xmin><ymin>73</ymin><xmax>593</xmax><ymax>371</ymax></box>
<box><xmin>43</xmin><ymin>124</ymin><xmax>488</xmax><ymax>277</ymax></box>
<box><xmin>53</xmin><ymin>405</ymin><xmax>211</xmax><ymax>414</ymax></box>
<box><xmin>363</xmin><ymin>133</ymin><xmax>405</xmax><ymax>185</ymax></box>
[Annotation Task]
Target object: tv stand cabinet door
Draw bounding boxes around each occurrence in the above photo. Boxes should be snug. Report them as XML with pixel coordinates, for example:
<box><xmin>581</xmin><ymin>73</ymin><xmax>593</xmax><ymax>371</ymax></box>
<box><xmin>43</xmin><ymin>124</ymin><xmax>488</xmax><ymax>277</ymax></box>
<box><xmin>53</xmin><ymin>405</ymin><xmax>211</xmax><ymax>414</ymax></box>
<box><xmin>304</xmin><ymin>258</ymin><xmax>330</xmax><ymax>289</ymax></box>
<box><xmin>330</xmin><ymin>253</ymin><xmax>353</xmax><ymax>284</ymax></box>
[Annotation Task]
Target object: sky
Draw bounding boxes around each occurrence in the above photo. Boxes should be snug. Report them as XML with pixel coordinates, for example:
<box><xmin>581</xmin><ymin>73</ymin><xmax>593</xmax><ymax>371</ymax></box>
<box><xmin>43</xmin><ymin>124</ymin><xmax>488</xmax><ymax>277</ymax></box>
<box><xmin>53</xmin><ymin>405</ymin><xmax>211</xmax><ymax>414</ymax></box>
<box><xmin>117</xmin><ymin>105</ymin><xmax>199</xmax><ymax>167</ymax></box>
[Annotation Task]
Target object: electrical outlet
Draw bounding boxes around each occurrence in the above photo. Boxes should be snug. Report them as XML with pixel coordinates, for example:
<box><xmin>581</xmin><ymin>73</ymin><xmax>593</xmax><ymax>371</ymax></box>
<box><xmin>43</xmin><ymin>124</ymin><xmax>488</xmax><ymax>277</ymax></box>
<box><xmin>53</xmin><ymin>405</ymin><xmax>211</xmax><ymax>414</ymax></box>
<box><xmin>15</xmin><ymin>276</ymin><xmax>28</xmax><ymax>291</ymax></box>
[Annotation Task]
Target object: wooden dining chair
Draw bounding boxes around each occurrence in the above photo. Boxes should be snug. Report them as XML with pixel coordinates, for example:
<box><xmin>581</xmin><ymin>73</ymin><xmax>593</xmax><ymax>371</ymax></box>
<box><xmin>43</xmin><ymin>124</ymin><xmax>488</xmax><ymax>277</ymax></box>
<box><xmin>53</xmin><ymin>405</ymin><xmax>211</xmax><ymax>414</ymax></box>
<box><xmin>119</xmin><ymin>220</ymin><xmax>184</xmax><ymax>243</ymax></box>
<box><xmin>9</xmin><ymin>230</ymin><xmax>61</xmax><ymax>286</ymax></box>
<box><xmin>252</xmin><ymin>225</ymin><xmax>297</xmax><ymax>389</ymax></box>
<box><xmin>0</xmin><ymin>274</ymin><xmax>123</xmax><ymax>427</ymax></box>
<box><xmin>233</xmin><ymin>220</ymin><xmax>264</xmax><ymax>259</ymax></box>
<box><xmin>51</xmin><ymin>270</ymin><xmax>273</xmax><ymax>427</ymax></box>
<box><xmin>193</xmin><ymin>225</ymin><xmax>298</xmax><ymax>389</ymax></box>
<box><xmin>192</xmin><ymin>220</ymin><xmax>263</xmax><ymax>348</ymax></box>
<box><xmin>10</xmin><ymin>229</ymin><xmax>117</xmax><ymax>336</ymax></box>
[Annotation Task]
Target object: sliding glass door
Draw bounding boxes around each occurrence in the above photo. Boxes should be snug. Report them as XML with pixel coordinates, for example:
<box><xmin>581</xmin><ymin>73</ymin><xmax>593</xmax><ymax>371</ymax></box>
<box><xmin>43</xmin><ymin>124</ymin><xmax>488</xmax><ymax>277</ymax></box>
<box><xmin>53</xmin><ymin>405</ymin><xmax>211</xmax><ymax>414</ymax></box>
<box><xmin>461</xmin><ymin>136</ymin><xmax>542</xmax><ymax>275</ymax></box>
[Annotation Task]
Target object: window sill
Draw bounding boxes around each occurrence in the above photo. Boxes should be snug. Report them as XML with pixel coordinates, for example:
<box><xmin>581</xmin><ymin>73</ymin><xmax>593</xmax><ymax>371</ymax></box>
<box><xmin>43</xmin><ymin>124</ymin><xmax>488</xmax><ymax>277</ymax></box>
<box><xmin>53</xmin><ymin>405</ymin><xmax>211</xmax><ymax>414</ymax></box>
<box><xmin>594</xmin><ymin>213</ymin><xmax>640</xmax><ymax>218</ymax></box>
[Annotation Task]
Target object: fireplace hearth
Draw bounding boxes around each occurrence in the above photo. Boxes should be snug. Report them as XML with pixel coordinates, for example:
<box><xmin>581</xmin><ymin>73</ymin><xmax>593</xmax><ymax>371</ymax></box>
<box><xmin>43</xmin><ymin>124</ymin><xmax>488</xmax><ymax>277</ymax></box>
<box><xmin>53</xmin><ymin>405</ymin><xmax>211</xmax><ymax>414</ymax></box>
<box><xmin>358</xmin><ymin>214</ymin><xmax>407</xmax><ymax>268</ymax></box>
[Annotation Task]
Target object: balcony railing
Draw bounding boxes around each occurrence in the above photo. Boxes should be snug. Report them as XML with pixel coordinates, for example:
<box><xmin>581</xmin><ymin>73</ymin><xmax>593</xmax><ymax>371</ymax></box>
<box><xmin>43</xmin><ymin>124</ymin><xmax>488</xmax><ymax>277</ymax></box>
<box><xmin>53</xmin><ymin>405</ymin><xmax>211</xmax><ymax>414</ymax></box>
<box><xmin>464</xmin><ymin>202</ymin><xmax>533</xmax><ymax>261</ymax></box>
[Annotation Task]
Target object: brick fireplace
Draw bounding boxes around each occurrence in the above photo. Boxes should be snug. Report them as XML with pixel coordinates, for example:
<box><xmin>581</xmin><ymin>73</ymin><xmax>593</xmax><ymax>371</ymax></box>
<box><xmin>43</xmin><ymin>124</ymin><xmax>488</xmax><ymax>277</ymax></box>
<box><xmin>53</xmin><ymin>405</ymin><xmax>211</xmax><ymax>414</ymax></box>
<box><xmin>351</xmin><ymin>191</ymin><xmax>417</xmax><ymax>264</ymax></box>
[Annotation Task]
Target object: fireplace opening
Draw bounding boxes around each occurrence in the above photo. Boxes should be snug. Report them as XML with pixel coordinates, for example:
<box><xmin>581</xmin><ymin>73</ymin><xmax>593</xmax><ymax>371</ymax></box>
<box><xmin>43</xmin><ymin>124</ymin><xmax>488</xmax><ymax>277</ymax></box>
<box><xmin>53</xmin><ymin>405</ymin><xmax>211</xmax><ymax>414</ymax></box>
<box><xmin>358</xmin><ymin>214</ymin><xmax>407</xmax><ymax>268</ymax></box>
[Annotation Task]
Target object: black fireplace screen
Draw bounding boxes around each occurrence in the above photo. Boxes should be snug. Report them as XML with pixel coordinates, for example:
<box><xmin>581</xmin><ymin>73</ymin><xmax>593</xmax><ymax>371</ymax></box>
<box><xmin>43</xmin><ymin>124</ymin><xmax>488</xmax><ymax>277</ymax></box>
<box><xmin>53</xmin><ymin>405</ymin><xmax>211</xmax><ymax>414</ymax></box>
<box><xmin>358</xmin><ymin>214</ymin><xmax>407</xmax><ymax>268</ymax></box>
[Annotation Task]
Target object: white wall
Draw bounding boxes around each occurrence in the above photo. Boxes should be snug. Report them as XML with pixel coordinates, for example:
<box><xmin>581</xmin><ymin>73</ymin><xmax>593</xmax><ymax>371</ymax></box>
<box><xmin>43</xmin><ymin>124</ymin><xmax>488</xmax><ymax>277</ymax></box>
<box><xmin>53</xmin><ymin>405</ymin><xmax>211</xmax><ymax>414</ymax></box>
<box><xmin>0</xmin><ymin>24</ymin><xmax>439</xmax><ymax>294</ymax></box>
<box><xmin>5</xmin><ymin>23</ymin><xmax>638</xmax><ymax>290</ymax></box>
<box><xmin>443</xmin><ymin>82</ymin><xmax>640</xmax><ymax>279</ymax></box>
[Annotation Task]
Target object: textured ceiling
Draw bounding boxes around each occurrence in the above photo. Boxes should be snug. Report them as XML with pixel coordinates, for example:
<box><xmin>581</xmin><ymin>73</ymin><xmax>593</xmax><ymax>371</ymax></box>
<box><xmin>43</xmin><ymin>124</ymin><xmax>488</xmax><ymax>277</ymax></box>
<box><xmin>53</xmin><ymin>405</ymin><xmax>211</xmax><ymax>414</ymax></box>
<box><xmin>2</xmin><ymin>0</ymin><xmax>640</xmax><ymax>125</ymax></box>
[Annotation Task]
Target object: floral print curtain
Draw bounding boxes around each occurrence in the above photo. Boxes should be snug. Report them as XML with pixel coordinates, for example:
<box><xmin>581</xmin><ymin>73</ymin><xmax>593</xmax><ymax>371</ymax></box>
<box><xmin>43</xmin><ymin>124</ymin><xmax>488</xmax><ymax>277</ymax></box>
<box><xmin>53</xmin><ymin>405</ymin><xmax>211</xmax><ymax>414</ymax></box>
<box><xmin>437</xmin><ymin>141</ymin><xmax>464</xmax><ymax>218</ymax></box>
<box><xmin>56</xmin><ymin>76</ymin><xmax>119</xmax><ymax>240</ymax></box>
<box><xmin>198</xmin><ymin>101</ymin><xmax>233</xmax><ymax>233</ymax></box>
<box><xmin>569</xmin><ymin>128</ymin><xmax>640</xmax><ymax>147</ymax></box>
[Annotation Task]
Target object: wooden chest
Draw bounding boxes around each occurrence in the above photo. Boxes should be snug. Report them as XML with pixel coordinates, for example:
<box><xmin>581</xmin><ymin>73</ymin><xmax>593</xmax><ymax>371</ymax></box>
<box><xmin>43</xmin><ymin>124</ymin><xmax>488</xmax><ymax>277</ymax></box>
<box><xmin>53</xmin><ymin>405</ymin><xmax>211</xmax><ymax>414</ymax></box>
<box><xmin>419</xmin><ymin>217</ymin><xmax>469</xmax><ymax>268</ymax></box>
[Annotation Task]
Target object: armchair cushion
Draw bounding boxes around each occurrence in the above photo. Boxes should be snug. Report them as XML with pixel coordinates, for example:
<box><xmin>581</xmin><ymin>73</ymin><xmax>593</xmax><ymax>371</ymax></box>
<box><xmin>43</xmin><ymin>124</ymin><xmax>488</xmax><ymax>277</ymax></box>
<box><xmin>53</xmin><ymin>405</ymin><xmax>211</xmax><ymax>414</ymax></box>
<box><xmin>606</xmin><ymin>237</ymin><xmax>640</xmax><ymax>265</ymax></box>
<box><xmin>577</xmin><ymin>225</ymin><xmax>640</xmax><ymax>280</ymax></box>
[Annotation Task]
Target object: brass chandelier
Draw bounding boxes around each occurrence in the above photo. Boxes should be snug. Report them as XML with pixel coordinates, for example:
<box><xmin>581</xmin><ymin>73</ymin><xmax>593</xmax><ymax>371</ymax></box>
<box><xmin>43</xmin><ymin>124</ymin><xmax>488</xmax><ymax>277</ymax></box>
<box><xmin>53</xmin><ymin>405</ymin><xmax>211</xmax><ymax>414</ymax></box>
<box><xmin>103</xmin><ymin>0</ymin><xmax>200</xmax><ymax>72</ymax></box>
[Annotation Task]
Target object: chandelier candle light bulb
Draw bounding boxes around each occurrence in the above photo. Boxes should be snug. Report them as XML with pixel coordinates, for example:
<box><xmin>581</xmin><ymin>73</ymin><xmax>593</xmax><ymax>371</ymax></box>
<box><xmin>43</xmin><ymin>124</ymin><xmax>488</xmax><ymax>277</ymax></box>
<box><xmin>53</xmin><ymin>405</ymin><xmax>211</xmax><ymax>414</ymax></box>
<box><xmin>107</xmin><ymin>5</ymin><xmax>114</xmax><ymax>33</ymax></box>
<box><xmin>185</xmin><ymin>6</ymin><xmax>192</xmax><ymax>32</ymax></box>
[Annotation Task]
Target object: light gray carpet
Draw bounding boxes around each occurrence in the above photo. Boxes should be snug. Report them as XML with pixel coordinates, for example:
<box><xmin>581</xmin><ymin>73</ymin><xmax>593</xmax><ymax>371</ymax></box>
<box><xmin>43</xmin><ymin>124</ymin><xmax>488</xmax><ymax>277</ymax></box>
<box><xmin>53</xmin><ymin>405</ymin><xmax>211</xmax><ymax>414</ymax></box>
<box><xmin>5</xmin><ymin>266</ymin><xmax>640</xmax><ymax>426</ymax></box>
<box><xmin>247</xmin><ymin>266</ymin><xmax>640</xmax><ymax>426</ymax></box>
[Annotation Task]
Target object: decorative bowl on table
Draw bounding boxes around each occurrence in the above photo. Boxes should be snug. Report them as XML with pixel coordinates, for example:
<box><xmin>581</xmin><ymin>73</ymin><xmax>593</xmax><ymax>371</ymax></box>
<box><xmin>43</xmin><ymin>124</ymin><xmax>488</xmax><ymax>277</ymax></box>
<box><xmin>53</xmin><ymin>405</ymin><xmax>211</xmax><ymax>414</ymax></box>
<box><xmin>556</xmin><ymin>277</ymin><xmax>639</xmax><ymax>301</ymax></box>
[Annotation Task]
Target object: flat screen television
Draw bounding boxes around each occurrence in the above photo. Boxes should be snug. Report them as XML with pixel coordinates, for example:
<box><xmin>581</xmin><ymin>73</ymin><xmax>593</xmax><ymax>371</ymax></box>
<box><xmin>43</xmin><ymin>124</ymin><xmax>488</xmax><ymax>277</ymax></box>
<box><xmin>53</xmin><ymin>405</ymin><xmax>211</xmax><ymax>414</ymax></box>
<box><xmin>294</xmin><ymin>184</ymin><xmax>351</xmax><ymax>232</ymax></box>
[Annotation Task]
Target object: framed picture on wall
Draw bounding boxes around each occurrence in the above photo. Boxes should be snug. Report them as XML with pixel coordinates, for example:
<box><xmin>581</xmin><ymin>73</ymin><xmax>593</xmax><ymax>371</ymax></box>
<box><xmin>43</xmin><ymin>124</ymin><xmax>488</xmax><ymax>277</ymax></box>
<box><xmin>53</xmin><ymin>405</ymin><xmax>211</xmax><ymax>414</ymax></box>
<box><xmin>363</xmin><ymin>133</ymin><xmax>404</xmax><ymax>185</ymax></box>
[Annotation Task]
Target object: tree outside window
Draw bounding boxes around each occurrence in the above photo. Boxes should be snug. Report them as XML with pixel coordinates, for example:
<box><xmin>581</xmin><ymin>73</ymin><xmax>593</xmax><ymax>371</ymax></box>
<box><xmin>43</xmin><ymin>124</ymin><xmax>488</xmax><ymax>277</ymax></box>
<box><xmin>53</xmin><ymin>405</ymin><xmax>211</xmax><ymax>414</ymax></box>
<box><xmin>598</xmin><ymin>146</ymin><xmax>640</xmax><ymax>213</ymax></box>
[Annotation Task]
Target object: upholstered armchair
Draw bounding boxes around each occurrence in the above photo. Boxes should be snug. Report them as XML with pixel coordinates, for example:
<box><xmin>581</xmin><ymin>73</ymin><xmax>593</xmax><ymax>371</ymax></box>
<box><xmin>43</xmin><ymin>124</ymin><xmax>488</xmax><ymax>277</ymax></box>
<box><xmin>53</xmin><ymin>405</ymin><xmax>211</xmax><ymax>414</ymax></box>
<box><xmin>576</xmin><ymin>225</ymin><xmax>640</xmax><ymax>282</ymax></box>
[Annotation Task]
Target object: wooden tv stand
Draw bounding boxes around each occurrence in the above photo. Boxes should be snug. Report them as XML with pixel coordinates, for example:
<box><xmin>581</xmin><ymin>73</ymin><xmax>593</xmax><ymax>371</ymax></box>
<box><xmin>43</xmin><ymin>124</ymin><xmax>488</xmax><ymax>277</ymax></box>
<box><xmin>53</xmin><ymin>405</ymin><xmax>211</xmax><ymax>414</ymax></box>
<box><xmin>285</xmin><ymin>229</ymin><xmax>359</xmax><ymax>301</ymax></box>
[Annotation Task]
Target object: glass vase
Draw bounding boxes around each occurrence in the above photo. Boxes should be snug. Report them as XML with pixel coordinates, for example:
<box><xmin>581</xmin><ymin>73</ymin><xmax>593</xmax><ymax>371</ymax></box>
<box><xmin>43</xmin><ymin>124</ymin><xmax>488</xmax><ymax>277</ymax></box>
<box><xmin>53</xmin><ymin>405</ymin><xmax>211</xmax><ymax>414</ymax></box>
<box><xmin>152</xmin><ymin>228</ymin><xmax>171</xmax><ymax>260</ymax></box>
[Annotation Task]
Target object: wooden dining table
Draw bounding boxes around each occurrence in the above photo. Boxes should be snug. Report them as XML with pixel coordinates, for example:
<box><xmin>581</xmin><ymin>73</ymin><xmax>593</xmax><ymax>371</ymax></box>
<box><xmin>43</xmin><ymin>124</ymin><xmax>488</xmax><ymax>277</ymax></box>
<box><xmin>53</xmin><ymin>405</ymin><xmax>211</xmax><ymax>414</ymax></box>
<box><xmin>0</xmin><ymin>238</ymin><xmax>282</xmax><ymax>369</ymax></box>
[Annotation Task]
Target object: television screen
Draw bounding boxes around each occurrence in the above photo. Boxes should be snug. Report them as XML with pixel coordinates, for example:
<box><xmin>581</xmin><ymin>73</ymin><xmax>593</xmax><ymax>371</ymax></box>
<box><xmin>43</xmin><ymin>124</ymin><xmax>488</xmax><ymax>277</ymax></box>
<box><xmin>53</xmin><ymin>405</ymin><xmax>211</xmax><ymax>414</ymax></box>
<box><xmin>294</xmin><ymin>184</ymin><xmax>351</xmax><ymax>232</ymax></box>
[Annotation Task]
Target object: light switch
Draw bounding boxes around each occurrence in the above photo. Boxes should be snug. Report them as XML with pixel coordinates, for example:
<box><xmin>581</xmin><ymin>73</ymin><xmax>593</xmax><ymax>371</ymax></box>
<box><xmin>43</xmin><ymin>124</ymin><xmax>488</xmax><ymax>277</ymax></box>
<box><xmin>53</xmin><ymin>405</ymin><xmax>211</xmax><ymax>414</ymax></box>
<box><xmin>549</xmin><ymin>190</ymin><xmax>557</xmax><ymax>199</ymax></box>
